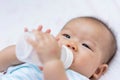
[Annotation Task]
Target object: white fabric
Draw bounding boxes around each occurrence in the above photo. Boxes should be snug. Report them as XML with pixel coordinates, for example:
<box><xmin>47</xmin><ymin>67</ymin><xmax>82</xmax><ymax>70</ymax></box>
<box><xmin>0</xmin><ymin>0</ymin><xmax>120</xmax><ymax>80</ymax></box>
<box><xmin>66</xmin><ymin>70</ymin><xmax>89</xmax><ymax>80</ymax></box>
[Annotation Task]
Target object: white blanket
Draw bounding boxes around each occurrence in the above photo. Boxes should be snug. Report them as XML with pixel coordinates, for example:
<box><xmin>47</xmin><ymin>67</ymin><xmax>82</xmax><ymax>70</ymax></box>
<box><xmin>0</xmin><ymin>0</ymin><xmax>120</xmax><ymax>80</ymax></box>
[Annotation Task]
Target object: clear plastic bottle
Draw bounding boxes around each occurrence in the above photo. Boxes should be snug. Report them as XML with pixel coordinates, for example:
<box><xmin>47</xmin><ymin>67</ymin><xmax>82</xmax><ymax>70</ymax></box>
<box><xmin>16</xmin><ymin>32</ymin><xmax>73</xmax><ymax>69</ymax></box>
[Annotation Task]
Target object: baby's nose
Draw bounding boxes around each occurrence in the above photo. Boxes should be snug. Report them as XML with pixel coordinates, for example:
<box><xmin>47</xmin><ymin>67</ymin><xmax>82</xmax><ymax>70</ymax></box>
<box><xmin>66</xmin><ymin>43</ymin><xmax>78</xmax><ymax>52</ymax></box>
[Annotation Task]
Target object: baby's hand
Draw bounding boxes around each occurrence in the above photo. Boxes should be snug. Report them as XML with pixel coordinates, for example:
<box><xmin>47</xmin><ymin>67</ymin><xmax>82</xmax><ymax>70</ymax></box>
<box><xmin>27</xmin><ymin>28</ymin><xmax>61</xmax><ymax>65</ymax></box>
<box><xmin>24</xmin><ymin>25</ymin><xmax>51</xmax><ymax>33</ymax></box>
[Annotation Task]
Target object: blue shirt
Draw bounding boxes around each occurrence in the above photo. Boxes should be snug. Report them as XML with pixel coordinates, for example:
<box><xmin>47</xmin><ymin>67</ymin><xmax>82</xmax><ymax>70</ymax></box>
<box><xmin>1</xmin><ymin>63</ymin><xmax>89</xmax><ymax>80</ymax></box>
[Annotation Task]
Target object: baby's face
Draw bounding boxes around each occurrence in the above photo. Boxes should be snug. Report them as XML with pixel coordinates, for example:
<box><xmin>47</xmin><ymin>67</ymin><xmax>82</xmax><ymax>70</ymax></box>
<box><xmin>56</xmin><ymin>18</ymin><xmax>110</xmax><ymax>78</ymax></box>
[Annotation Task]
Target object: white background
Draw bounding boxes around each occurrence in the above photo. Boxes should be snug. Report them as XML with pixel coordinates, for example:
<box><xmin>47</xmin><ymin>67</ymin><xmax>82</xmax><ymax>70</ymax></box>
<box><xmin>0</xmin><ymin>0</ymin><xmax>120</xmax><ymax>80</ymax></box>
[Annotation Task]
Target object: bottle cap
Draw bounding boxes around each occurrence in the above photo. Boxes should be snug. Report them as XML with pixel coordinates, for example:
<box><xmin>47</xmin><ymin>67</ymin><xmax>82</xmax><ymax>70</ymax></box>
<box><xmin>61</xmin><ymin>45</ymin><xmax>73</xmax><ymax>69</ymax></box>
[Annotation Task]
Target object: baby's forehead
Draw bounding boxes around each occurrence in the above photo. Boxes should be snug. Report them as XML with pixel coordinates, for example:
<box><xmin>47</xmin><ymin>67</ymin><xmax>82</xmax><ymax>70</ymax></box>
<box><xmin>63</xmin><ymin>18</ymin><xmax>108</xmax><ymax>35</ymax></box>
<box><xmin>64</xmin><ymin>17</ymin><xmax>106</xmax><ymax>30</ymax></box>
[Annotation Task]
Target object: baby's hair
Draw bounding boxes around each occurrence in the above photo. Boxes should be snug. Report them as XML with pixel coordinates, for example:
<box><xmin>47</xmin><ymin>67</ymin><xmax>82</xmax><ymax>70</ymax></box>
<box><xmin>64</xmin><ymin>16</ymin><xmax>117</xmax><ymax>64</ymax></box>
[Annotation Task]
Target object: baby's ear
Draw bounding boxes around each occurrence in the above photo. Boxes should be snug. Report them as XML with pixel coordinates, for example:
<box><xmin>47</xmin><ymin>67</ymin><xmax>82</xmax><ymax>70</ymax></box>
<box><xmin>90</xmin><ymin>64</ymin><xmax>108</xmax><ymax>80</ymax></box>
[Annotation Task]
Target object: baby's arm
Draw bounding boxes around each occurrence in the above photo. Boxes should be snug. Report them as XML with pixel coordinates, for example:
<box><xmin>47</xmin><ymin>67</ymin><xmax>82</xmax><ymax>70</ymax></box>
<box><xmin>27</xmin><ymin>30</ymin><xmax>68</xmax><ymax>80</ymax></box>
<box><xmin>0</xmin><ymin>27</ymin><xmax>30</xmax><ymax>72</ymax></box>
<box><xmin>43</xmin><ymin>59</ymin><xmax>67</xmax><ymax>80</ymax></box>
<box><xmin>0</xmin><ymin>45</ymin><xmax>22</xmax><ymax>72</ymax></box>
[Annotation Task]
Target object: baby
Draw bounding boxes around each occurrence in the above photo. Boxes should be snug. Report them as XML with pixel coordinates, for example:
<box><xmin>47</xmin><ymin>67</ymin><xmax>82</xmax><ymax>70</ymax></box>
<box><xmin>0</xmin><ymin>16</ymin><xmax>117</xmax><ymax>80</ymax></box>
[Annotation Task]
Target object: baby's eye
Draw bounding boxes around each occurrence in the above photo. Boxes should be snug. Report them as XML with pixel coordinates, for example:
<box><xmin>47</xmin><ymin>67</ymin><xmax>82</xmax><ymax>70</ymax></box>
<box><xmin>82</xmin><ymin>43</ymin><xmax>91</xmax><ymax>50</ymax></box>
<box><xmin>63</xmin><ymin>34</ymin><xmax>71</xmax><ymax>39</ymax></box>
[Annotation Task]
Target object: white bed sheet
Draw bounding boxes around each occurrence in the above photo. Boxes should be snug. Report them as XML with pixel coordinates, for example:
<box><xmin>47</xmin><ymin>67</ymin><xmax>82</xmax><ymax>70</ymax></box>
<box><xmin>0</xmin><ymin>0</ymin><xmax>120</xmax><ymax>80</ymax></box>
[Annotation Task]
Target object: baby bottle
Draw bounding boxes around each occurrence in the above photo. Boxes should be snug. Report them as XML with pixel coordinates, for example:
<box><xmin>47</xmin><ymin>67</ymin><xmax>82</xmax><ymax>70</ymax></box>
<box><xmin>16</xmin><ymin>32</ymin><xmax>73</xmax><ymax>69</ymax></box>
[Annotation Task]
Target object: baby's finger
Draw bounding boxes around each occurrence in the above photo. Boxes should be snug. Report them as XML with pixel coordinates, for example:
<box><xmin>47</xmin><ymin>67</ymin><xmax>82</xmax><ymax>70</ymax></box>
<box><xmin>55</xmin><ymin>37</ymin><xmax>60</xmax><ymax>41</ymax></box>
<box><xmin>45</xmin><ymin>29</ymin><xmax>51</xmax><ymax>33</ymax></box>
<box><xmin>26</xmin><ymin>37</ymin><xmax>38</xmax><ymax>48</ymax></box>
<box><xmin>24</xmin><ymin>27</ymin><xmax>29</xmax><ymax>32</ymax></box>
<box><xmin>37</xmin><ymin>25</ymin><xmax>43</xmax><ymax>31</ymax></box>
<box><xmin>32</xmin><ymin>30</ymin><xmax>44</xmax><ymax>42</ymax></box>
<box><xmin>39</xmin><ymin>66</ymin><xmax>43</xmax><ymax>71</ymax></box>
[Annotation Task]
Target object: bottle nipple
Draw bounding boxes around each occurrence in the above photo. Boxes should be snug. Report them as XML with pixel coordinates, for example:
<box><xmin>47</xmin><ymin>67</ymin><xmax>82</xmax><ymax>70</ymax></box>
<box><xmin>61</xmin><ymin>45</ymin><xmax>73</xmax><ymax>69</ymax></box>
